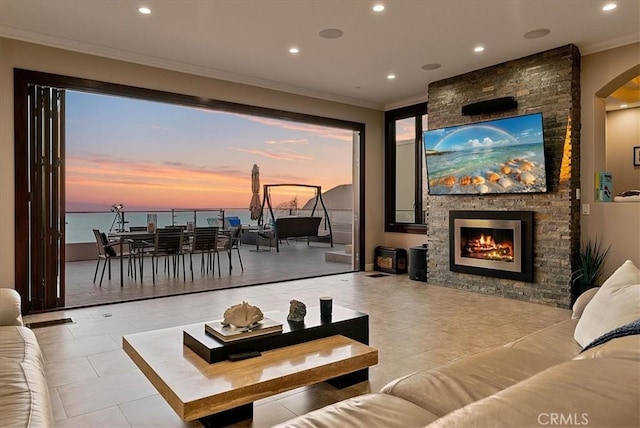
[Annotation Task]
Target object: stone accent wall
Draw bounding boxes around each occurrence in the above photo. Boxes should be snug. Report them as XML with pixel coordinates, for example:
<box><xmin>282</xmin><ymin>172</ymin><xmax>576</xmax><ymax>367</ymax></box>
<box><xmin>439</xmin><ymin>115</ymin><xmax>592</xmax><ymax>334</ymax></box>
<box><xmin>426</xmin><ymin>45</ymin><xmax>581</xmax><ymax>307</ymax></box>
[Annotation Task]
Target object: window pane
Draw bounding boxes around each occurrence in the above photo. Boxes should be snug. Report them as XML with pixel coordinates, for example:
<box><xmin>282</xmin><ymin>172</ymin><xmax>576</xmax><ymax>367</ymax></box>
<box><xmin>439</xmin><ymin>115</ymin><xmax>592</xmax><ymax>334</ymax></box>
<box><xmin>384</xmin><ymin>102</ymin><xmax>427</xmax><ymax>233</ymax></box>
<box><xmin>395</xmin><ymin>117</ymin><xmax>415</xmax><ymax>223</ymax></box>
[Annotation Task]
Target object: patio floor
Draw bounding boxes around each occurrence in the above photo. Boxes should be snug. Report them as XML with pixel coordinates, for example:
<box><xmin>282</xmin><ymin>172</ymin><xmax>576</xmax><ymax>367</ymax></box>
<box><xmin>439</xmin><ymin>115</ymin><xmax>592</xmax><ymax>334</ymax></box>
<box><xmin>64</xmin><ymin>240</ymin><xmax>352</xmax><ymax>308</ymax></box>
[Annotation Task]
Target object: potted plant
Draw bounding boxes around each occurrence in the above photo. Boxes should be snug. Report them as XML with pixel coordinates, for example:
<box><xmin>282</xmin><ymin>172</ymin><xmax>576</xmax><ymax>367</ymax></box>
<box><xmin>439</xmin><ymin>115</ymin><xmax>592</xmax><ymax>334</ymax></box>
<box><xmin>570</xmin><ymin>238</ymin><xmax>611</xmax><ymax>306</ymax></box>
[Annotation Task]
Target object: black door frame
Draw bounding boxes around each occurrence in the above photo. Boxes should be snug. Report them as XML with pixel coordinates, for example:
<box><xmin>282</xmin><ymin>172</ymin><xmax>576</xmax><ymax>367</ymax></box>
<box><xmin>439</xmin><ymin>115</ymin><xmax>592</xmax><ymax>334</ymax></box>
<box><xmin>14</xmin><ymin>68</ymin><xmax>366</xmax><ymax>313</ymax></box>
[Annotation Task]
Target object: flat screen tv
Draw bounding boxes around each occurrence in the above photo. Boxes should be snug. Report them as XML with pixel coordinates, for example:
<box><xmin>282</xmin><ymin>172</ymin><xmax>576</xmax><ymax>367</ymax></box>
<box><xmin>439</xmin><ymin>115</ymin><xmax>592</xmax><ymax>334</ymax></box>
<box><xmin>424</xmin><ymin>112</ymin><xmax>547</xmax><ymax>195</ymax></box>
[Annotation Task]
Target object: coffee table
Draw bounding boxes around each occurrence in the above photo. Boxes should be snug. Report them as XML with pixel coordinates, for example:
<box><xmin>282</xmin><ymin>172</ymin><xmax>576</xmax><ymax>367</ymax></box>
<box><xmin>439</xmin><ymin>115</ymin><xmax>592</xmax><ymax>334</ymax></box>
<box><xmin>122</xmin><ymin>307</ymin><xmax>377</xmax><ymax>426</ymax></box>
<box><xmin>183</xmin><ymin>305</ymin><xmax>369</xmax><ymax>365</ymax></box>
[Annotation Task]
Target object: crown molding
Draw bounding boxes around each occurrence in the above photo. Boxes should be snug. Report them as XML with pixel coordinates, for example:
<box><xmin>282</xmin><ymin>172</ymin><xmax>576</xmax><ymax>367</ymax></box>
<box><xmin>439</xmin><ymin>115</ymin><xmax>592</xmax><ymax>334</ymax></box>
<box><xmin>580</xmin><ymin>32</ymin><xmax>640</xmax><ymax>56</ymax></box>
<box><xmin>384</xmin><ymin>93</ymin><xmax>429</xmax><ymax>111</ymax></box>
<box><xmin>0</xmin><ymin>28</ymin><xmax>385</xmax><ymax>111</ymax></box>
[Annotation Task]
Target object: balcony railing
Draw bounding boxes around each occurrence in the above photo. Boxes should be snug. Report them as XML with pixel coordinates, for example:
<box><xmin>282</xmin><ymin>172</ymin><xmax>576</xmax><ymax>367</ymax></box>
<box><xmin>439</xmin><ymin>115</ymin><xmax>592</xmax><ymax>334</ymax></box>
<box><xmin>65</xmin><ymin>208</ymin><xmax>353</xmax><ymax>244</ymax></box>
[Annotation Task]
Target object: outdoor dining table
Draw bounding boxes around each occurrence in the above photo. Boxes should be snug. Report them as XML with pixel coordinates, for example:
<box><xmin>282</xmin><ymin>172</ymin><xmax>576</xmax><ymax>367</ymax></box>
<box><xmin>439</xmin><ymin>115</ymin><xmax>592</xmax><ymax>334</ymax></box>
<box><xmin>108</xmin><ymin>228</ymin><xmax>235</xmax><ymax>286</ymax></box>
<box><xmin>108</xmin><ymin>230</ymin><xmax>155</xmax><ymax>287</ymax></box>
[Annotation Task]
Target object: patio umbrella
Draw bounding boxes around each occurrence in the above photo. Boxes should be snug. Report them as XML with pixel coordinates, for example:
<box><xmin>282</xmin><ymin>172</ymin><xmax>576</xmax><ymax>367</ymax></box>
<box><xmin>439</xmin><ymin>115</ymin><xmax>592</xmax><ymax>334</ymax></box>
<box><xmin>249</xmin><ymin>164</ymin><xmax>261</xmax><ymax>220</ymax></box>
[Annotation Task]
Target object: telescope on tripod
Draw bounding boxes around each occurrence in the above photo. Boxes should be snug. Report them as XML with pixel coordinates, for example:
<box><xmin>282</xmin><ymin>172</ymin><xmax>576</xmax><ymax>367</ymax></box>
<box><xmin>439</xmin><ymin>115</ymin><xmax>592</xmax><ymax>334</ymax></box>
<box><xmin>109</xmin><ymin>203</ymin><xmax>127</xmax><ymax>232</ymax></box>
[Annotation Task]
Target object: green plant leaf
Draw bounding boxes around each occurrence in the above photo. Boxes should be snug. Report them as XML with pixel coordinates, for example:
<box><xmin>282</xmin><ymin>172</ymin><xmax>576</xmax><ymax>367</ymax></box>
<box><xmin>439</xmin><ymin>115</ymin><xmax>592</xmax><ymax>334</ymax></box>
<box><xmin>571</xmin><ymin>238</ymin><xmax>611</xmax><ymax>287</ymax></box>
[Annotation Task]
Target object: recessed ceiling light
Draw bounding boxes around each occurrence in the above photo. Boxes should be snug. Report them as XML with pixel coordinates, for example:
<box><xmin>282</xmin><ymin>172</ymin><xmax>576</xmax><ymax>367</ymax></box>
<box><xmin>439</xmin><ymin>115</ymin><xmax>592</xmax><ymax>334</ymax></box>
<box><xmin>524</xmin><ymin>28</ymin><xmax>551</xmax><ymax>39</ymax></box>
<box><xmin>387</xmin><ymin>74</ymin><xmax>396</xmax><ymax>80</ymax></box>
<box><xmin>373</xmin><ymin>4</ymin><xmax>385</xmax><ymax>12</ymax></box>
<box><xmin>289</xmin><ymin>47</ymin><xmax>300</xmax><ymax>54</ymax></box>
<box><xmin>474</xmin><ymin>46</ymin><xmax>485</xmax><ymax>53</ymax></box>
<box><xmin>319</xmin><ymin>28</ymin><xmax>344</xmax><ymax>39</ymax></box>
<box><xmin>138</xmin><ymin>6</ymin><xmax>151</xmax><ymax>14</ymax></box>
<box><xmin>421</xmin><ymin>63</ymin><xmax>442</xmax><ymax>70</ymax></box>
<box><xmin>620</xmin><ymin>104</ymin><xmax>628</xmax><ymax>108</ymax></box>
<box><xmin>602</xmin><ymin>3</ymin><xmax>617</xmax><ymax>11</ymax></box>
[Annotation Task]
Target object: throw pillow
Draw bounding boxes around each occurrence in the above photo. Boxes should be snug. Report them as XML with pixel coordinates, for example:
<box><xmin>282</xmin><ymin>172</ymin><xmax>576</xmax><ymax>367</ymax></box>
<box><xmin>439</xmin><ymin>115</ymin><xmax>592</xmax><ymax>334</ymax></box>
<box><xmin>580</xmin><ymin>318</ymin><xmax>640</xmax><ymax>353</ymax></box>
<box><xmin>574</xmin><ymin>260</ymin><xmax>640</xmax><ymax>347</ymax></box>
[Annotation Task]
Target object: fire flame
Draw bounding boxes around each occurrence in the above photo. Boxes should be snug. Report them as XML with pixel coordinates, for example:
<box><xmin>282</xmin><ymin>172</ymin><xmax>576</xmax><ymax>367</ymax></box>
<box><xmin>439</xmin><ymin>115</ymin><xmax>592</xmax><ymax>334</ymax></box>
<box><xmin>479</xmin><ymin>234</ymin><xmax>495</xmax><ymax>246</ymax></box>
<box><xmin>462</xmin><ymin>232</ymin><xmax>514</xmax><ymax>262</ymax></box>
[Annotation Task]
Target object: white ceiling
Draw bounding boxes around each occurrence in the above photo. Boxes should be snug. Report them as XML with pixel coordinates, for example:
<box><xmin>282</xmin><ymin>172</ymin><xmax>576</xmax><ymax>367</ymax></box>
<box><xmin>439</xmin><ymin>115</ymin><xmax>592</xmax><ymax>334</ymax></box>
<box><xmin>0</xmin><ymin>0</ymin><xmax>638</xmax><ymax>110</ymax></box>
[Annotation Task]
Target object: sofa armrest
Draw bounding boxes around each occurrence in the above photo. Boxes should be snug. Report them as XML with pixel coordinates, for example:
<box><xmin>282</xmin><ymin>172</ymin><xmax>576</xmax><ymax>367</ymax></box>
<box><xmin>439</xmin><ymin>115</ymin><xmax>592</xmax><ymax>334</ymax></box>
<box><xmin>571</xmin><ymin>287</ymin><xmax>599</xmax><ymax>319</ymax></box>
<box><xmin>0</xmin><ymin>288</ymin><xmax>24</xmax><ymax>326</ymax></box>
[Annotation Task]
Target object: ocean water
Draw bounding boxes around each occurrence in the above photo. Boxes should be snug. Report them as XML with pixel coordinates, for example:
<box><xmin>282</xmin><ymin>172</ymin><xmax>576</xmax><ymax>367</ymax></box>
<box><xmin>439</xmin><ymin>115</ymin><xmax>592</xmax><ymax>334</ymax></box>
<box><xmin>65</xmin><ymin>209</ymin><xmax>254</xmax><ymax>244</ymax></box>
<box><xmin>425</xmin><ymin>143</ymin><xmax>547</xmax><ymax>194</ymax></box>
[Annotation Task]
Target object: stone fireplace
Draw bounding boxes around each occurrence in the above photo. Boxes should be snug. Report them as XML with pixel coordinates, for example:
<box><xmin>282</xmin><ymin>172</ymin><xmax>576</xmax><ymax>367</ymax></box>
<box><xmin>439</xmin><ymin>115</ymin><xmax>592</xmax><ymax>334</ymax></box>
<box><xmin>449</xmin><ymin>211</ymin><xmax>533</xmax><ymax>282</ymax></box>
<box><xmin>424</xmin><ymin>45</ymin><xmax>581</xmax><ymax>307</ymax></box>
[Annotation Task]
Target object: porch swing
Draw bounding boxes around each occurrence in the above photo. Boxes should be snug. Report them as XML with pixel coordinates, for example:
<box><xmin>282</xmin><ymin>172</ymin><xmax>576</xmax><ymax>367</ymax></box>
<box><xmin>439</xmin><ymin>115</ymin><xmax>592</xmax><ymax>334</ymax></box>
<box><xmin>258</xmin><ymin>184</ymin><xmax>334</xmax><ymax>252</ymax></box>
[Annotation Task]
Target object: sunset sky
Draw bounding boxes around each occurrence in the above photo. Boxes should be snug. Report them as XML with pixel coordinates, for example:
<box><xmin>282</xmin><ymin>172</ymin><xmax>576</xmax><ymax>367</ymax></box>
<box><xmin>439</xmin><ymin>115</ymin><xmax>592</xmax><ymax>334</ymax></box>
<box><xmin>66</xmin><ymin>91</ymin><xmax>354</xmax><ymax>212</ymax></box>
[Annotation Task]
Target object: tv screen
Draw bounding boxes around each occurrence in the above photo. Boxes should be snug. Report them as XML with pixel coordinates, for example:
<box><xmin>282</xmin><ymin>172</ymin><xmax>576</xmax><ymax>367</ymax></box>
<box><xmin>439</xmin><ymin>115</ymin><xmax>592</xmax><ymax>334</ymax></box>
<box><xmin>424</xmin><ymin>113</ymin><xmax>547</xmax><ymax>195</ymax></box>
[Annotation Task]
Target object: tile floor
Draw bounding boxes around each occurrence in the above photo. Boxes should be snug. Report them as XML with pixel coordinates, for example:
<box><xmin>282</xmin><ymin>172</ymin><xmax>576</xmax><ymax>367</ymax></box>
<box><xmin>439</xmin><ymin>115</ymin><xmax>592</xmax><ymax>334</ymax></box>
<box><xmin>24</xmin><ymin>272</ymin><xmax>571</xmax><ymax>427</ymax></box>
<box><xmin>64</xmin><ymin>241</ymin><xmax>352</xmax><ymax>308</ymax></box>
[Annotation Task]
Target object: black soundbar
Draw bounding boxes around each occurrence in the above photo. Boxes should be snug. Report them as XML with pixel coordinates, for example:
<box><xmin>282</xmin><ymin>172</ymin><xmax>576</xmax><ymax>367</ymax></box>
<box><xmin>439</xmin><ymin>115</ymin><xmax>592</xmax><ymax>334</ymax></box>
<box><xmin>461</xmin><ymin>97</ymin><xmax>517</xmax><ymax>116</ymax></box>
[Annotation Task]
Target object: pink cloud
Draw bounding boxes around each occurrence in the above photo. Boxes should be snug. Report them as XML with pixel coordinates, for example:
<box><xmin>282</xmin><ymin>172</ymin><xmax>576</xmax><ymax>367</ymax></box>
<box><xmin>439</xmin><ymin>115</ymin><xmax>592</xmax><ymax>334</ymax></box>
<box><xmin>230</xmin><ymin>147</ymin><xmax>313</xmax><ymax>161</ymax></box>
<box><xmin>65</xmin><ymin>154</ymin><xmax>257</xmax><ymax>209</ymax></box>
<box><xmin>395</xmin><ymin>119</ymin><xmax>416</xmax><ymax>142</ymax></box>
<box><xmin>241</xmin><ymin>116</ymin><xmax>353</xmax><ymax>142</ymax></box>
<box><xmin>265</xmin><ymin>139</ymin><xmax>308</xmax><ymax>145</ymax></box>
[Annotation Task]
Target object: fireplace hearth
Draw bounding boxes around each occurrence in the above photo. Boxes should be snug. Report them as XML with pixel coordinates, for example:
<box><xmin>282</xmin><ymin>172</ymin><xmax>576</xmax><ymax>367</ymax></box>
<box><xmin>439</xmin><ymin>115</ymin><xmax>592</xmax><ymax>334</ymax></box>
<box><xmin>449</xmin><ymin>211</ymin><xmax>533</xmax><ymax>282</ymax></box>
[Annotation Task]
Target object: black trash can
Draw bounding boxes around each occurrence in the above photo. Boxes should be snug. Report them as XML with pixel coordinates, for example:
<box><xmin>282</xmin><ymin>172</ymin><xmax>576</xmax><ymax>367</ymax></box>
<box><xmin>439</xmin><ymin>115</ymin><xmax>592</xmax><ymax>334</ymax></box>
<box><xmin>409</xmin><ymin>246</ymin><xmax>428</xmax><ymax>282</ymax></box>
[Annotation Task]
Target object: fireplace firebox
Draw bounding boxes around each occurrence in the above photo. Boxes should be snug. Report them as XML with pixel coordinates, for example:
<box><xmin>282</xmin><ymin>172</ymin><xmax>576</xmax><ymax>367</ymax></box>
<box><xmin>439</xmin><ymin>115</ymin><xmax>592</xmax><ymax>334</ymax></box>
<box><xmin>449</xmin><ymin>211</ymin><xmax>533</xmax><ymax>282</ymax></box>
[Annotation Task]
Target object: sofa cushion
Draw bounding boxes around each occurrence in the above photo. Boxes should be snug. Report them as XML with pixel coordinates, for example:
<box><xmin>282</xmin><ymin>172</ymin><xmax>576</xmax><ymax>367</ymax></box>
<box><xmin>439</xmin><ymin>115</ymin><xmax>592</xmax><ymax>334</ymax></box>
<box><xmin>273</xmin><ymin>393</ymin><xmax>438</xmax><ymax>428</ymax></box>
<box><xmin>574</xmin><ymin>260</ymin><xmax>640</xmax><ymax>347</ymax></box>
<box><xmin>0</xmin><ymin>326</ymin><xmax>45</xmax><ymax>364</ymax></box>
<box><xmin>426</xmin><ymin>358</ymin><xmax>640</xmax><ymax>428</ymax></box>
<box><xmin>504</xmin><ymin>318</ymin><xmax>580</xmax><ymax>360</ymax></box>
<box><xmin>575</xmin><ymin>335</ymin><xmax>640</xmax><ymax>362</ymax></box>
<box><xmin>0</xmin><ymin>360</ymin><xmax>54</xmax><ymax>428</ymax></box>
<box><xmin>0</xmin><ymin>326</ymin><xmax>54</xmax><ymax>428</ymax></box>
<box><xmin>380</xmin><ymin>347</ymin><xmax>562</xmax><ymax>418</ymax></box>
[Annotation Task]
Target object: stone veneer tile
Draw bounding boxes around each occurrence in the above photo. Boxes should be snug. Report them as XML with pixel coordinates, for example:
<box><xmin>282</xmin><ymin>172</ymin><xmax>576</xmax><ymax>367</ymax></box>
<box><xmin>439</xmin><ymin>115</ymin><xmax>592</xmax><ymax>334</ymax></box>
<box><xmin>425</xmin><ymin>44</ymin><xmax>581</xmax><ymax>308</ymax></box>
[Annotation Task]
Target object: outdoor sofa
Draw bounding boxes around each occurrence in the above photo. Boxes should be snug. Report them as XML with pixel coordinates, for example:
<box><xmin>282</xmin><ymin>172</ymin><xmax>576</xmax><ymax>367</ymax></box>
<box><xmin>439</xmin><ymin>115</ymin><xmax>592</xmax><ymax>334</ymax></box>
<box><xmin>274</xmin><ymin>216</ymin><xmax>324</xmax><ymax>251</ymax></box>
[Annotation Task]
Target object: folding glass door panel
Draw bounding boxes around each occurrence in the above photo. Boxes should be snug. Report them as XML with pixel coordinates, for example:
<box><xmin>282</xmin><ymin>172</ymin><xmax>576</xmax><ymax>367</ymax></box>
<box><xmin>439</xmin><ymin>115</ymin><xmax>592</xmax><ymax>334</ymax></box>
<box><xmin>15</xmin><ymin>82</ymin><xmax>66</xmax><ymax>311</ymax></box>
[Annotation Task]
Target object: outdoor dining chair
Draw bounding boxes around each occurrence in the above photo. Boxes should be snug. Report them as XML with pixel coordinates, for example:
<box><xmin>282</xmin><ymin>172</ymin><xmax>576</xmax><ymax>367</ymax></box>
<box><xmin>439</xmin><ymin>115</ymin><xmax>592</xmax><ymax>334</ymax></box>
<box><xmin>225</xmin><ymin>225</ymin><xmax>244</xmax><ymax>273</ymax></box>
<box><xmin>92</xmin><ymin>229</ymin><xmax>134</xmax><ymax>286</ymax></box>
<box><xmin>151</xmin><ymin>228</ymin><xmax>186</xmax><ymax>284</ymax></box>
<box><xmin>186</xmin><ymin>226</ymin><xmax>221</xmax><ymax>280</ymax></box>
<box><xmin>127</xmin><ymin>226</ymin><xmax>155</xmax><ymax>280</ymax></box>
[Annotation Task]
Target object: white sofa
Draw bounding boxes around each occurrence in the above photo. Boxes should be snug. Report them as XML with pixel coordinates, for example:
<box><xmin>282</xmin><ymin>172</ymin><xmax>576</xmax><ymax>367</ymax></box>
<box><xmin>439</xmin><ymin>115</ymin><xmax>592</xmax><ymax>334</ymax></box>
<box><xmin>0</xmin><ymin>288</ymin><xmax>54</xmax><ymax>427</ymax></box>
<box><xmin>276</xmin><ymin>260</ymin><xmax>640</xmax><ymax>428</ymax></box>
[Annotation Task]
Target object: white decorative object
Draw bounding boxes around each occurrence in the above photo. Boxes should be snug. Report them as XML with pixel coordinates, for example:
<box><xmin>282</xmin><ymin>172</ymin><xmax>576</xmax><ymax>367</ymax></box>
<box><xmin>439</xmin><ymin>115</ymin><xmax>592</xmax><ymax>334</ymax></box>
<box><xmin>147</xmin><ymin>214</ymin><xmax>157</xmax><ymax>233</ymax></box>
<box><xmin>221</xmin><ymin>301</ymin><xmax>264</xmax><ymax>328</ymax></box>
